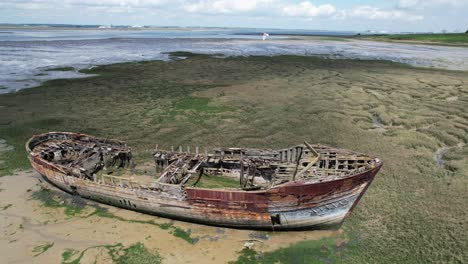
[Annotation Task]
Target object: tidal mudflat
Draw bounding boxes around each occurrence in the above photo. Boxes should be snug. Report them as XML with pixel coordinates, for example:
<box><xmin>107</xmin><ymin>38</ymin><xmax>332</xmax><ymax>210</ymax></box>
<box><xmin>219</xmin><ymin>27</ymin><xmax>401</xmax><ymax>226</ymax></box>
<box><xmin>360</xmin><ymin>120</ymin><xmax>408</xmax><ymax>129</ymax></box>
<box><xmin>0</xmin><ymin>171</ymin><xmax>337</xmax><ymax>264</ymax></box>
<box><xmin>0</xmin><ymin>53</ymin><xmax>467</xmax><ymax>263</ymax></box>
<box><xmin>2</xmin><ymin>32</ymin><xmax>468</xmax><ymax>93</ymax></box>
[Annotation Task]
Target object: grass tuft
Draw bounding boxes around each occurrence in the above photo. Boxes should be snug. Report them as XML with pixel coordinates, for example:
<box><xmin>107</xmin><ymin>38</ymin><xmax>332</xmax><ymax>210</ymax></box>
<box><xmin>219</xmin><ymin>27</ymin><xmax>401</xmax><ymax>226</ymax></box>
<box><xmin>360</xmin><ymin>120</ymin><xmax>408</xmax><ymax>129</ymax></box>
<box><xmin>33</xmin><ymin>242</ymin><xmax>54</xmax><ymax>257</ymax></box>
<box><xmin>31</xmin><ymin>187</ymin><xmax>84</xmax><ymax>216</ymax></box>
<box><xmin>230</xmin><ymin>237</ymin><xmax>341</xmax><ymax>264</ymax></box>
<box><xmin>45</xmin><ymin>67</ymin><xmax>75</xmax><ymax>72</ymax></box>
<box><xmin>170</xmin><ymin>227</ymin><xmax>195</xmax><ymax>244</ymax></box>
<box><xmin>61</xmin><ymin>243</ymin><xmax>160</xmax><ymax>264</ymax></box>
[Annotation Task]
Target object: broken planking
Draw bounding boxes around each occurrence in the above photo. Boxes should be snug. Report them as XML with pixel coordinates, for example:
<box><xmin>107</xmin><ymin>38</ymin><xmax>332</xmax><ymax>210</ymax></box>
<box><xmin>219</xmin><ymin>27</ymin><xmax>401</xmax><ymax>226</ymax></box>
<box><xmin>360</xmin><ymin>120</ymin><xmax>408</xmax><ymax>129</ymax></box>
<box><xmin>26</xmin><ymin>132</ymin><xmax>383</xmax><ymax>230</ymax></box>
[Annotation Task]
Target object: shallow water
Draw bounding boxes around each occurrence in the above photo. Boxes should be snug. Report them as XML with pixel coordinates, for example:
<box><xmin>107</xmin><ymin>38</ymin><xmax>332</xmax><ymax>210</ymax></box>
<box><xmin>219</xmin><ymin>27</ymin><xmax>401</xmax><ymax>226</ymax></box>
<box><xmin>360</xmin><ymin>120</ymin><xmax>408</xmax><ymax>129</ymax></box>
<box><xmin>1</xmin><ymin>29</ymin><xmax>468</xmax><ymax>93</ymax></box>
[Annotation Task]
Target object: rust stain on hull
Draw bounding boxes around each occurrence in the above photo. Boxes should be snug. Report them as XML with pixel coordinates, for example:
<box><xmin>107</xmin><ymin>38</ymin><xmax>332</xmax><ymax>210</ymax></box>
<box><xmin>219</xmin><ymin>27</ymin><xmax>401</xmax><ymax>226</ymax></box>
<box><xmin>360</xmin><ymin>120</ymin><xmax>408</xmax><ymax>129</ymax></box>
<box><xmin>26</xmin><ymin>132</ymin><xmax>383</xmax><ymax>230</ymax></box>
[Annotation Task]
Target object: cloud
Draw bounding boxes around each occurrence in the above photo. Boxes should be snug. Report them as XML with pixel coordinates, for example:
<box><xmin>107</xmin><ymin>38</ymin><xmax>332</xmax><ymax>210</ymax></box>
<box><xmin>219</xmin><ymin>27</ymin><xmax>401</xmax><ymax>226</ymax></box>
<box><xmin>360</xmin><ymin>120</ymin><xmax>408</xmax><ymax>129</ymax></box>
<box><xmin>183</xmin><ymin>0</ymin><xmax>272</xmax><ymax>14</ymax></box>
<box><xmin>66</xmin><ymin>0</ymin><xmax>166</xmax><ymax>8</ymax></box>
<box><xmin>281</xmin><ymin>1</ymin><xmax>336</xmax><ymax>17</ymax></box>
<box><xmin>397</xmin><ymin>0</ymin><xmax>466</xmax><ymax>9</ymax></box>
<box><xmin>0</xmin><ymin>0</ymin><xmax>53</xmax><ymax>10</ymax></box>
<box><xmin>349</xmin><ymin>6</ymin><xmax>423</xmax><ymax>21</ymax></box>
<box><xmin>397</xmin><ymin>0</ymin><xmax>420</xmax><ymax>9</ymax></box>
<box><xmin>279</xmin><ymin>2</ymin><xmax>423</xmax><ymax>21</ymax></box>
<box><xmin>0</xmin><ymin>0</ymin><xmax>427</xmax><ymax>24</ymax></box>
<box><xmin>0</xmin><ymin>0</ymin><xmax>167</xmax><ymax>9</ymax></box>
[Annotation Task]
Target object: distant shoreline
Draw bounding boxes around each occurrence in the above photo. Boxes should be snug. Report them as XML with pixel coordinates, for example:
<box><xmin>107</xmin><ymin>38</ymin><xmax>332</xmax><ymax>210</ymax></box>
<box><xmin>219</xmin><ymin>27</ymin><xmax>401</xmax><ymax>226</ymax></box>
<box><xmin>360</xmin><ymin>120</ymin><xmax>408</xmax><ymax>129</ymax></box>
<box><xmin>354</xmin><ymin>33</ymin><xmax>468</xmax><ymax>47</ymax></box>
<box><xmin>3</xmin><ymin>25</ymin><xmax>467</xmax><ymax>47</ymax></box>
<box><xmin>0</xmin><ymin>25</ymin><xmax>196</xmax><ymax>31</ymax></box>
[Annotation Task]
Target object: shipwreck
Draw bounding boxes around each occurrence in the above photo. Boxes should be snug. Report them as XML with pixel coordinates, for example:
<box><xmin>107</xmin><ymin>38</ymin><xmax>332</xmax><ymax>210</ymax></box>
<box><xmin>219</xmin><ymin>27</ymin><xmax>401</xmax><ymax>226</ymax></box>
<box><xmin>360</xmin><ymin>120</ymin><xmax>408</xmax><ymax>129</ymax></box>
<box><xmin>26</xmin><ymin>132</ymin><xmax>383</xmax><ymax>230</ymax></box>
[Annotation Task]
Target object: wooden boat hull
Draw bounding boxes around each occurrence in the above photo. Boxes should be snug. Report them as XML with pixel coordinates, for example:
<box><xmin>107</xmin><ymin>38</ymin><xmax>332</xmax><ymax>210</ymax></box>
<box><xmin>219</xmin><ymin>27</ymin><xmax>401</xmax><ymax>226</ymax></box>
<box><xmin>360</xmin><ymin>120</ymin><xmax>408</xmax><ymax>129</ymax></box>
<box><xmin>29</xmin><ymin>148</ymin><xmax>381</xmax><ymax>230</ymax></box>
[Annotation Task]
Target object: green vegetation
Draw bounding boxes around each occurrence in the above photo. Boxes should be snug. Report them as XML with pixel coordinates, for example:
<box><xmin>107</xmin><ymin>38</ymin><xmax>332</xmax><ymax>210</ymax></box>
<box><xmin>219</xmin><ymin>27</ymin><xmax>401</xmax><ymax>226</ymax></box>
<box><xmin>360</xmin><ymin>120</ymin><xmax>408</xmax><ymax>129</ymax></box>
<box><xmin>360</xmin><ymin>33</ymin><xmax>468</xmax><ymax>45</ymax></box>
<box><xmin>165</xmin><ymin>51</ymin><xmax>224</xmax><ymax>59</ymax></box>
<box><xmin>0</xmin><ymin>139</ymin><xmax>15</xmax><ymax>176</ymax></box>
<box><xmin>45</xmin><ymin>67</ymin><xmax>75</xmax><ymax>72</ymax></box>
<box><xmin>116</xmin><ymin>242</ymin><xmax>161</xmax><ymax>264</ymax></box>
<box><xmin>30</xmin><ymin>187</ymin><xmax>196</xmax><ymax>244</ymax></box>
<box><xmin>32</xmin><ymin>242</ymin><xmax>54</xmax><ymax>257</ymax></box>
<box><xmin>231</xmin><ymin>237</ymin><xmax>341</xmax><ymax>264</ymax></box>
<box><xmin>191</xmin><ymin>174</ymin><xmax>240</xmax><ymax>189</ymax></box>
<box><xmin>175</xmin><ymin>96</ymin><xmax>231</xmax><ymax>113</ymax></box>
<box><xmin>90</xmin><ymin>207</ymin><xmax>195</xmax><ymax>243</ymax></box>
<box><xmin>61</xmin><ymin>242</ymin><xmax>160</xmax><ymax>264</ymax></box>
<box><xmin>90</xmin><ymin>207</ymin><xmax>163</xmax><ymax>226</ymax></box>
<box><xmin>1</xmin><ymin>53</ymin><xmax>467</xmax><ymax>263</ymax></box>
<box><xmin>2</xmin><ymin>203</ymin><xmax>12</xmax><ymax>210</ymax></box>
<box><xmin>31</xmin><ymin>187</ymin><xmax>84</xmax><ymax>216</ymax></box>
<box><xmin>61</xmin><ymin>248</ymin><xmax>79</xmax><ymax>263</ymax></box>
<box><xmin>170</xmin><ymin>226</ymin><xmax>195</xmax><ymax>244</ymax></box>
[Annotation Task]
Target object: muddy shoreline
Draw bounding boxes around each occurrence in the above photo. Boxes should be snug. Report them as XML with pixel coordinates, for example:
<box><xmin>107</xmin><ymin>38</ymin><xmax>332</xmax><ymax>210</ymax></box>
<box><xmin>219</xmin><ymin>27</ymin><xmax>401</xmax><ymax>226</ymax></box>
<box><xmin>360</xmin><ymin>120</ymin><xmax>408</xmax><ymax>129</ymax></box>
<box><xmin>0</xmin><ymin>170</ymin><xmax>339</xmax><ymax>263</ymax></box>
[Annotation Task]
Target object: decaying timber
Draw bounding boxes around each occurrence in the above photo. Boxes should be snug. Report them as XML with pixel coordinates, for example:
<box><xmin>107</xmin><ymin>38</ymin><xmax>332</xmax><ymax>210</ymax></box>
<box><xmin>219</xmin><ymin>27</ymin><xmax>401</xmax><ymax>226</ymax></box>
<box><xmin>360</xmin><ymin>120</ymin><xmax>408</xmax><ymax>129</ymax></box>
<box><xmin>26</xmin><ymin>132</ymin><xmax>383</xmax><ymax>230</ymax></box>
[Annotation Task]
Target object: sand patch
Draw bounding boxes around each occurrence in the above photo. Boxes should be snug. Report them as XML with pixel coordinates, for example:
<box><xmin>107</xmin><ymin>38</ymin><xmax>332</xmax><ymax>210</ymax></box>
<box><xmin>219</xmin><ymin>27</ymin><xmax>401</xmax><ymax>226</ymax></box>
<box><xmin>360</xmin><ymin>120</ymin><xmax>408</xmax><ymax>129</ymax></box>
<box><xmin>0</xmin><ymin>171</ymin><xmax>338</xmax><ymax>263</ymax></box>
<box><xmin>446</xmin><ymin>96</ymin><xmax>458</xmax><ymax>102</ymax></box>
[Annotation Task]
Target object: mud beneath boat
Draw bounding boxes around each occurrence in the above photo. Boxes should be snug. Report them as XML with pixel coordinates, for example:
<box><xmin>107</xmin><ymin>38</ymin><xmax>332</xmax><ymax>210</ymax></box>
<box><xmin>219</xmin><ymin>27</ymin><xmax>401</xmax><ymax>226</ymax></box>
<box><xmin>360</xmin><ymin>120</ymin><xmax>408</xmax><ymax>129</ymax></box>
<box><xmin>0</xmin><ymin>171</ymin><xmax>339</xmax><ymax>263</ymax></box>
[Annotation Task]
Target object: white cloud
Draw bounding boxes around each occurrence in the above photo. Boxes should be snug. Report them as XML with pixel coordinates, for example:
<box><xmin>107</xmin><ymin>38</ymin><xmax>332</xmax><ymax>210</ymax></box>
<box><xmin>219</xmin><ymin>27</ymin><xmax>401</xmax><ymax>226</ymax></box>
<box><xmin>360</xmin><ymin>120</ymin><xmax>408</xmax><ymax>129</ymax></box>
<box><xmin>282</xmin><ymin>1</ymin><xmax>336</xmax><ymax>17</ymax></box>
<box><xmin>397</xmin><ymin>0</ymin><xmax>466</xmax><ymax>9</ymax></box>
<box><xmin>0</xmin><ymin>0</ymin><xmax>53</xmax><ymax>10</ymax></box>
<box><xmin>0</xmin><ymin>0</ymin><xmax>167</xmax><ymax>9</ymax></box>
<box><xmin>280</xmin><ymin>2</ymin><xmax>424</xmax><ymax>21</ymax></box>
<box><xmin>183</xmin><ymin>0</ymin><xmax>272</xmax><ymax>14</ymax></box>
<box><xmin>0</xmin><ymin>0</ymin><xmax>430</xmax><ymax>25</ymax></box>
<box><xmin>349</xmin><ymin>6</ymin><xmax>423</xmax><ymax>21</ymax></box>
<box><xmin>67</xmin><ymin>0</ymin><xmax>166</xmax><ymax>8</ymax></box>
<box><xmin>397</xmin><ymin>0</ymin><xmax>420</xmax><ymax>9</ymax></box>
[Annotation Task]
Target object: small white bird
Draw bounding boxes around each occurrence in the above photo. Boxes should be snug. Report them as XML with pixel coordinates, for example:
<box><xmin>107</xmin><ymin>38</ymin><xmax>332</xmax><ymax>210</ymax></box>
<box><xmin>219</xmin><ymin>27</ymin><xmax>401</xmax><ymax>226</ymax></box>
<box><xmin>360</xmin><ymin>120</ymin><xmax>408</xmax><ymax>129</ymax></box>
<box><xmin>262</xmin><ymin>32</ymin><xmax>269</xmax><ymax>41</ymax></box>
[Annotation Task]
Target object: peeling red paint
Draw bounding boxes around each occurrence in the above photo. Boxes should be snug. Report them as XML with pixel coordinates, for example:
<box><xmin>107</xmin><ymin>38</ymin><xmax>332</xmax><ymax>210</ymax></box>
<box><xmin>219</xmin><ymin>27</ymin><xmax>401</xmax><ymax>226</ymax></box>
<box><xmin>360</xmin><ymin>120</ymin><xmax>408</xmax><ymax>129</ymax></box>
<box><xmin>26</xmin><ymin>132</ymin><xmax>383</xmax><ymax>230</ymax></box>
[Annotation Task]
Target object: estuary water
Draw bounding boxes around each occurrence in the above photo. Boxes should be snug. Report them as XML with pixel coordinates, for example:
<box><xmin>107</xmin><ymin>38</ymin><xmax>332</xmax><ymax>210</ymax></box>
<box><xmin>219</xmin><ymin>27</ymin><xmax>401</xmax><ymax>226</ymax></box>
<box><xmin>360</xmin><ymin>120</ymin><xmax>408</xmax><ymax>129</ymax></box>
<box><xmin>1</xmin><ymin>28</ymin><xmax>467</xmax><ymax>93</ymax></box>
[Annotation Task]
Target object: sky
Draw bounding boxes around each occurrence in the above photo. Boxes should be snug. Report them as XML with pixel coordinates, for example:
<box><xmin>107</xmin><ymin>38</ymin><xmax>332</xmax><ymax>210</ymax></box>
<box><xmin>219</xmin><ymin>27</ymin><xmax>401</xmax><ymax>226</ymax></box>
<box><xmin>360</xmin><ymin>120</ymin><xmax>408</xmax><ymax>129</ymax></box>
<box><xmin>1</xmin><ymin>0</ymin><xmax>467</xmax><ymax>32</ymax></box>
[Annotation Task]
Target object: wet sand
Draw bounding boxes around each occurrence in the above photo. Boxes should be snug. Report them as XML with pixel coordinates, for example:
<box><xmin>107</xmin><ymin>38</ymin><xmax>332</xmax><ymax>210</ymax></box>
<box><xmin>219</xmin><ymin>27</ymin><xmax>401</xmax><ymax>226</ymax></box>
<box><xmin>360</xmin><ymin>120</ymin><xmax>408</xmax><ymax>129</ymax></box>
<box><xmin>0</xmin><ymin>170</ymin><xmax>338</xmax><ymax>263</ymax></box>
<box><xmin>2</xmin><ymin>32</ymin><xmax>468</xmax><ymax>93</ymax></box>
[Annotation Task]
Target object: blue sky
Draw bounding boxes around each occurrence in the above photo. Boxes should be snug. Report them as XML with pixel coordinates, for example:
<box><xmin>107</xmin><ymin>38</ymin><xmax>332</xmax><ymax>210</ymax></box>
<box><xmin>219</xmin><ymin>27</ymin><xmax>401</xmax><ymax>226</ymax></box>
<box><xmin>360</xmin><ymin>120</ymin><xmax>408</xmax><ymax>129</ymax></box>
<box><xmin>1</xmin><ymin>0</ymin><xmax>467</xmax><ymax>32</ymax></box>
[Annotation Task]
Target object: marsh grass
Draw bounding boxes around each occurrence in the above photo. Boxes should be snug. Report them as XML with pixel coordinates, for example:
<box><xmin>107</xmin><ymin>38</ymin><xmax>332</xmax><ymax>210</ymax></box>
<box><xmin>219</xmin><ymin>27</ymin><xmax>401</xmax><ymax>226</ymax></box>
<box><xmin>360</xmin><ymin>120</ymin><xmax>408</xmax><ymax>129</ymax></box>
<box><xmin>1</xmin><ymin>53</ymin><xmax>467</xmax><ymax>263</ymax></box>
<box><xmin>90</xmin><ymin>207</ymin><xmax>164</xmax><ymax>227</ymax></box>
<box><xmin>231</xmin><ymin>237</ymin><xmax>341</xmax><ymax>264</ymax></box>
<box><xmin>61</xmin><ymin>242</ymin><xmax>160</xmax><ymax>264</ymax></box>
<box><xmin>367</xmin><ymin>33</ymin><xmax>468</xmax><ymax>44</ymax></box>
<box><xmin>191</xmin><ymin>174</ymin><xmax>240</xmax><ymax>189</ymax></box>
<box><xmin>174</xmin><ymin>96</ymin><xmax>232</xmax><ymax>113</ymax></box>
<box><xmin>45</xmin><ymin>67</ymin><xmax>75</xmax><ymax>72</ymax></box>
<box><xmin>30</xmin><ymin>186</ymin><xmax>197</xmax><ymax>243</ymax></box>
<box><xmin>62</xmin><ymin>248</ymin><xmax>79</xmax><ymax>263</ymax></box>
<box><xmin>2</xmin><ymin>203</ymin><xmax>12</xmax><ymax>210</ymax></box>
<box><xmin>170</xmin><ymin>227</ymin><xmax>196</xmax><ymax>244</ymax></box>
<box><xmin>32</xmin><ymin>242</ymin><xmax>54</xmax><ymax>257</ymax></box>
<box><xmin>89</xmin><ymin>207</ymin><xmax>195</xmax><ymax>243</ymax></box>
<box><xmin>116</xmin><ymin>242</ymin><xmax>161</xmax><ymax>264</ymax></box>
<box><xmin>31</xmin><ymin>187</ymin><xmax>85</xmax><ymax>216</ymax></box>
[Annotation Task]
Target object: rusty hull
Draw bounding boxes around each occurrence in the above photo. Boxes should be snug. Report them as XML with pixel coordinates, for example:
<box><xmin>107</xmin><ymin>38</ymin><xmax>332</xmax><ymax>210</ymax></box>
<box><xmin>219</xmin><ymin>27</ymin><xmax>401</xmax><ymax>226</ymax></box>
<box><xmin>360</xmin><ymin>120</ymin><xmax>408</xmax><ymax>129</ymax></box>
<box><xmin>26</xmin><ymin>132</ymin><xmax>382</xmax><ymax>230</ymax></box>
